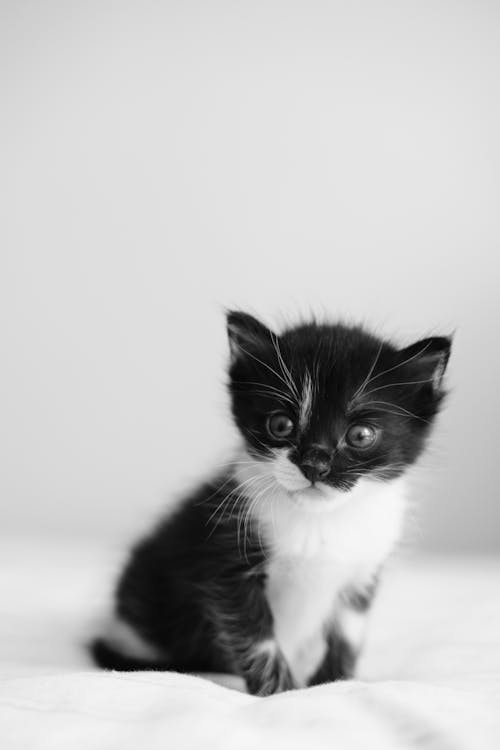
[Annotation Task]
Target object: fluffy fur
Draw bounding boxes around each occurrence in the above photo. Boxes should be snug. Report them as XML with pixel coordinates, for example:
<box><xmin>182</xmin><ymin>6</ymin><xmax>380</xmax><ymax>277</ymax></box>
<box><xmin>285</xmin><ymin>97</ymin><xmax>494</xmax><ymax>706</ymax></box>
<box><xmin>91</xmin><ymin>312</ymin><xmax>451</xmax><ymax>695</ymax></box>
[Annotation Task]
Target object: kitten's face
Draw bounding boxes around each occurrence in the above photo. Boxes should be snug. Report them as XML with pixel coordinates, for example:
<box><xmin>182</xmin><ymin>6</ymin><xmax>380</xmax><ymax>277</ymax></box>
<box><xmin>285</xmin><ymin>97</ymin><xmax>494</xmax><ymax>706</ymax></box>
<box><xmin>227</xmin><ymin>312</ymin><xmax>451</xmax><ymax>500</ymax></box>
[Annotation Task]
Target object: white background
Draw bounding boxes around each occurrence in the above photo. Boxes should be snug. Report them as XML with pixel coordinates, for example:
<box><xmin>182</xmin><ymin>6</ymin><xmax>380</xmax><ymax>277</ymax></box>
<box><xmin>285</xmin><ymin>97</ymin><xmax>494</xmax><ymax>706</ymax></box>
<box><xmin>2</xmin><ymin>1</ymin><xmax>499</xmax><ymax>552</ymax></box>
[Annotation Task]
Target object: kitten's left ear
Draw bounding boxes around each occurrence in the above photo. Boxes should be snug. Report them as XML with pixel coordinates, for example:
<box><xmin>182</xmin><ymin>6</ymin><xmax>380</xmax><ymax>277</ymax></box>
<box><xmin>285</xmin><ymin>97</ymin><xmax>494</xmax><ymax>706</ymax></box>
<box><xmin>397</xmin><ymin>336</ymin><xmax>452</xmax><ymax>393</ymax></box>
<box><xmin>226</xmin><ymin>311</ymin><xmax>274</xmax><ymax>364</ymax></box>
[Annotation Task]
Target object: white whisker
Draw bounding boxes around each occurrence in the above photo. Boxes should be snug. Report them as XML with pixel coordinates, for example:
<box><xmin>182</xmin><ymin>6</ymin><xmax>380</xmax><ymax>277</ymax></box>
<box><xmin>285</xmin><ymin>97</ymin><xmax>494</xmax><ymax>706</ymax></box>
<box><xmin>354</xmin><ymin>400</ymin><xmax>430</xmax><ymax>424</ymax></box>
<box><xmin>235</xmin><ymin>342</ymin><xmax>298</xmax><ymax>403</ymax></box>
<box><xmin>205</xmin><ymin>474</ymin><xmax>266</xmax><ymax>533</ymax></box>
<box><xmin>350</xmin><ymin>341</ymin><xmax>384</xmax><ymax>404</ymax></box>
<box><xmin>242</xmin><ymin>478</ymin><xmax>276</xmax><ymax>562</ymax></box>
<box><xmin>299</xmin><ymin>370</ymin><xmax>313</xmax><ymax>431</ymax></box>
<box><xmin>360</xmin><ymin>377</ymin><xmax>434</xmax><ymax>399</ymax></box>
<box><xmin>270</xmin><ymin>332</ymin><xmax>301</xmax><ymax>403</ymax></box>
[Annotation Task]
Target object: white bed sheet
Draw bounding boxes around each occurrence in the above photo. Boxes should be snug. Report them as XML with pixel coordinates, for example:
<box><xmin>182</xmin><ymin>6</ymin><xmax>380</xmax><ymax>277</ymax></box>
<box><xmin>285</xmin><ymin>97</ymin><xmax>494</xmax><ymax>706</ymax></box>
<box><xmin>0</xmin><ymin>538</ymin><xmax>499</xmax><ymax>749</ymax></box>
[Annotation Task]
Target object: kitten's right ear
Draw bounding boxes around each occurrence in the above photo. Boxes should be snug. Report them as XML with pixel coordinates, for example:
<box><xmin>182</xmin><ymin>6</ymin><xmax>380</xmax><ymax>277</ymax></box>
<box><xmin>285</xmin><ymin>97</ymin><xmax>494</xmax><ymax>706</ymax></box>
<box><xmin>226</xmin><ymin>311</ymin><xmax>274</xmax><ymax>364</ymax></box>
<box><xmin>397</xmin><ymin>335</ymin><xmax>452</xmax><ymax>394</ymax></box>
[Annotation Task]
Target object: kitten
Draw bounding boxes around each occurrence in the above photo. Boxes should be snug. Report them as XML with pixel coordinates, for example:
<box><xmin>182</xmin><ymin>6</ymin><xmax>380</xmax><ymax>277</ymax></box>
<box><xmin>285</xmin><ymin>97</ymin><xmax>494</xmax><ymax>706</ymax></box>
<box><xmin>91</xmin><ymin>311</ymin><xmax>451</xmax><ymax>696</ymax></box>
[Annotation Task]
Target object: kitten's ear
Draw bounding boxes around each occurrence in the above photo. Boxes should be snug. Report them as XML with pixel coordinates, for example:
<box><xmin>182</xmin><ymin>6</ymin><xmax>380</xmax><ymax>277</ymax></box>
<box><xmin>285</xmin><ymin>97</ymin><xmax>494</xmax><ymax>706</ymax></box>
<box><xmin>226</xmin><ymin>311</ymin><xmax>274</xmax><ymax>363</ymax></box>
<box><xmin>397</xmin><ymin>336</ymin><xmax>452</xmax><ymax>393</ymax></box>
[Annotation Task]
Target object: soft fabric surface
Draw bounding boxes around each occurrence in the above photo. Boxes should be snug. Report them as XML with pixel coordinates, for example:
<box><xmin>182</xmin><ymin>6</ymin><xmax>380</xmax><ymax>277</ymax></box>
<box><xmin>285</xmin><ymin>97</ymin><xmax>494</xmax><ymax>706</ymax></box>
<box><xmin>0</xmin><ymin>538</ymin><xmax>499</xmax><ymax>749</ymax></box>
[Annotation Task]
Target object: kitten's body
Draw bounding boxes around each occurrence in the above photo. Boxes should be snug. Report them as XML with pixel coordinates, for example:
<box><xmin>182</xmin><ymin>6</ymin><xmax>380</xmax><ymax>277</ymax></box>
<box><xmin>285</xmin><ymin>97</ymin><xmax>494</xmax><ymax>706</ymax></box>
<box><xmin>92</xmin><ymin>314</ymin><xmax>450</xmax><ymax>695</ymax></box>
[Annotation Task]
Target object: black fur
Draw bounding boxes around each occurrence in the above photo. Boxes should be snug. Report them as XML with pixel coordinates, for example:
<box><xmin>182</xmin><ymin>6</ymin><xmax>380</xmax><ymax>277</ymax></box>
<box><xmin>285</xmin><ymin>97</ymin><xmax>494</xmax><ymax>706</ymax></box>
<box><xmin>91</xmin><ymin>638</ymin><xmax>171</xmax><ymax>672</ymax></box>
<box><xmin>90</xmin><ymin>312</ymin><xmax>451</xmax><ymax>695</ymax></box>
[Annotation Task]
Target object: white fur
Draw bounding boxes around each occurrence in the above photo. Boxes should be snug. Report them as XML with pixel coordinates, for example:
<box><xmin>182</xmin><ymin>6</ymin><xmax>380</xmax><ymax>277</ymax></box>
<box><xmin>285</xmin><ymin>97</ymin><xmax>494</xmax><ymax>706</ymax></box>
<box><xmin>254</xmin><ymin>638</ymin><xmax>279</xmax><ymax>659</ymax></box>
<box><xmin>336</xmin><ymin>608</ymin><xmax>367</xmax><ymax>649</ymax></box>
<box><xmin>232</xmin><ymin>448</ymin><xmax>407</xmax><ymax>685</ymax></box>
<box><xmin>299</xmin><ymin>372</ymin><xmax>314</xmax><ymax>430</ymax></box>
<box><xmin>272</xmin><ymin>450</ymin><xmax>311</xmax><ymax>493</ymax></box>
<box><xmin>103</xmin><ymin>617</ymin><xmax>163</xmax><ymax>661</ymax></box>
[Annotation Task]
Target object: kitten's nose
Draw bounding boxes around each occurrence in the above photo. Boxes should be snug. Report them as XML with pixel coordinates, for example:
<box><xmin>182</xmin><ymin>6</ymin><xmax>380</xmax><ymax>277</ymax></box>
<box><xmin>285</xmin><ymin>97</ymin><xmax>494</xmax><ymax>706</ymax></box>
<box><xmin>300</xmin><ymin>448</ymin><xmax>331</xmax><ymax>483</ymax></box>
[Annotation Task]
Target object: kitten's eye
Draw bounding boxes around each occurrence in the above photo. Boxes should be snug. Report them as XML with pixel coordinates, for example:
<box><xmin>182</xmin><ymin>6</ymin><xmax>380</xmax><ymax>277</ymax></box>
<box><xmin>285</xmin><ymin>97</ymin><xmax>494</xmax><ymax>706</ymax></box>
<box><xmin>346</xmin><ymin>424</ymin><xmax>379</xmax><ymax>449</ymax></box>
<box><xmin>267</xmin><ymin>413</ymin><xmax>294</xmax><ymax>440</ymax></box>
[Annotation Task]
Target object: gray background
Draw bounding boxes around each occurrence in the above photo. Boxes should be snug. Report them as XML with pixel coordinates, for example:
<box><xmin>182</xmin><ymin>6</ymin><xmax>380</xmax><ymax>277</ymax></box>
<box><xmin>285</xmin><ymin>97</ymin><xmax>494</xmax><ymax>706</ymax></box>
<box><xmin>2</xmin><ymin>1</ymin><xmax>499</xmax><ymax>553</ymax></box>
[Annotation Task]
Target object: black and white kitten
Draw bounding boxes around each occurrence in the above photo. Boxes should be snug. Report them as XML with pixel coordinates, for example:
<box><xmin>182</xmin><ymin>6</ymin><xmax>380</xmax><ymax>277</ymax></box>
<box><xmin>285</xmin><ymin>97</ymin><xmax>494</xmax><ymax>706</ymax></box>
<box><xmin>91</xmin><ymin>312</ymin><xmax>451</xmax><ymax>696</ymax></box>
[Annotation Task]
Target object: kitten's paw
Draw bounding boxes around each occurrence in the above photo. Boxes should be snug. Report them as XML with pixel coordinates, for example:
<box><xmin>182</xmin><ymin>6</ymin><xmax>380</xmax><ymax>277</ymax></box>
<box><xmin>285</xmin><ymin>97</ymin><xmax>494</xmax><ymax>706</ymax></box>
<box><xmin>245</xmin><ymin>651</ymin><xmax>296</xmax><ymax>696</ymax></box>
<box><xmin>307</xmin><ymin>637</ymin><xmax>357</xmax><ymax>687</ymax></box>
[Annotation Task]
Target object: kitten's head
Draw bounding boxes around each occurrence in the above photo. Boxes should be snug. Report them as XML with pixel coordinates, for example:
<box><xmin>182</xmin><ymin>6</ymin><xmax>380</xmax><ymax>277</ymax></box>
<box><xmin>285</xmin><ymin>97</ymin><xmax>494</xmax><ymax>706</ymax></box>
<box><xmin>227</xmin><ymin>311</ymin><xmax>451</xmax><ymax>499</ymax></box>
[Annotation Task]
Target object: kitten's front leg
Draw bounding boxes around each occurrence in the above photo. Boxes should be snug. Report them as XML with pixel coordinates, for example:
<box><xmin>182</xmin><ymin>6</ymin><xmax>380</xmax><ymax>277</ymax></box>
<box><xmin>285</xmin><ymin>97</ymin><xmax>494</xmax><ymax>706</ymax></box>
<box><xmin>308</xmin><ymin>579</ymin><xmax>378</xmax><ymax>687</ymax></box>
<box><xmin>208</xmin><ymin>573</ymin><xmax>295</xmax><ymax>696</ymax></box>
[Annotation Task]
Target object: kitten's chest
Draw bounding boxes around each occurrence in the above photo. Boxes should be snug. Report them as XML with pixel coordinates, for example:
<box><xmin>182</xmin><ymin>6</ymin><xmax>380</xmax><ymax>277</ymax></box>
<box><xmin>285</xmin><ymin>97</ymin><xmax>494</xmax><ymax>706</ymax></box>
<box><xmin>264</xmin><ymin>553</ymin><xmax>352</xmax><ymax>685</ymax></box>
<box><xmin>256</xmin><ymin>479</ymin><xmax>407</xmax><ymax>684</ymax></box>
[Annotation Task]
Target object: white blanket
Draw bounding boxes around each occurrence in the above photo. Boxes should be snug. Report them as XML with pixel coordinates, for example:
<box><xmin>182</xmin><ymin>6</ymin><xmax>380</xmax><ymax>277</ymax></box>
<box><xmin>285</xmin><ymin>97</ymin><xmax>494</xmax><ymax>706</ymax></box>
<box><xmin>1</xmin><ymin>539</ymin><xmax>499</xmax><ymax>749</ymax></box>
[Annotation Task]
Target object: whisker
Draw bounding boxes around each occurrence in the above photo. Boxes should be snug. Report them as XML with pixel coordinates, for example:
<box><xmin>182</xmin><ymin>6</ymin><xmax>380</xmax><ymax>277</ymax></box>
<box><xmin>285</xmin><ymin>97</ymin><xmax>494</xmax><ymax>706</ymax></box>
<box><xmin>233</xmin><ymin>389</ymin><xmax>296</xmax><ymax>407</ymax></box>
<box><xmin>205</xmin><ymin>474</ymin><xmax>264</xmax><ymax>529</ymax></box>
<box><xmin>195</xmin><ymin>461</ymin><xmax>268</xmax><ymax>506</ymax></box>
<box><xmin>242</xmin><ymin>479</ymin><xmax>275</xmax><ymax>562</ymax></box>
<box><xmin>350</xmin><ymin>341</ymin><xmax>433</xmax><ymax>408</ymax></box>
<box><xmin>195</xmin><ymin>473</ymin><xmax>240</xmax><ymax>507</ymax></box>
<box><xmin>210</xmin><ymin>458</ymin><xmax>264</xmax><ymax>469</ymax></box>
<box><xmin>361</xmin><ymin>342</ymin><xmax>433</xmax><ymax>392</ymax></box>
<box><xmin>232</xmin><ymin>475</ymin><xmax>271</xmax><ymax>552</ymax></box>
<box><xmin>270</xmin><ymin>490</ymin><xmax>279</xmax><ymax>545</ymax></box>
<box><xmin>232</xmin><ymin>380</ymin><xmax>295</xmax><ymax>397</ymax></box>
<box><xmin>360</xmin><ymin>377</ymin><xmax>434</xmax><ymax>399</ymax></box>
<box><xmin>234</xmin><ymin>343</ymin><xmax>299</xmax><ymax>402</ymax></box>
<box><xmin>231</xmin><ymin>381</ymin><xmax>296</xmax><ymax>406</ymax></box>
<box><xmin>355</xmin><ymin>400</ymin><xmax>430</xmax><ymax>424</ymax></box>
<box><xmin>208</xmin><ymin>474</ymin><xmax>270</xmax><ymax>543</ymax></box>
<box><xmin>246</xmin><ymin>430</ymin><xmax>274</xmax><ymax>453</ymax></box>
<box><xmin>350</xmin><ymin>341</ymin><xmax>384</xmax><ymax>404</ymax></box>
<box><xmin>270</xmin><ymin>332</ymin><xmax>301</xmax><ymax>403</ymax></box>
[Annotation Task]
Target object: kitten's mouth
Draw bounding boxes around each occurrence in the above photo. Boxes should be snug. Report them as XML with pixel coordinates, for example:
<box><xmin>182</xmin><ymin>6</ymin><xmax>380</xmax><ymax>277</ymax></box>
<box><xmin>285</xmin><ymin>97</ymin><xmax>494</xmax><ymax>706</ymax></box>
<box><xmin>272</xmin><ymin>469</ymin><xmax>329</xmax><ymax>498</ymax></box>
<box><xmin>300</xmin><ymin>482</ymin><xmax>328</xmax><ymax>494</ymax></box>
<box><xmin>288</xmin><ymin>482</ymin><xmax>355</xmax><ymax>513</ymax></box>
<box><xmin>285</xmin><ymin>482</ymin><xmax>328</xmax><ymax>499</ymax></box>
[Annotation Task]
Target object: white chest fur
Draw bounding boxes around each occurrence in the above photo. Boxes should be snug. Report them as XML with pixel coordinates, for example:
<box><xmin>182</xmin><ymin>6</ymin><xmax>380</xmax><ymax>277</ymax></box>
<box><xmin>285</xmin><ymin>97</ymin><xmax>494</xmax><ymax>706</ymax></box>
<box><xmin>253</xmin><ymin>477</ymin><xmax>407</xmax><ymax>685</ymax></box>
